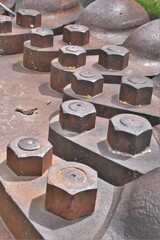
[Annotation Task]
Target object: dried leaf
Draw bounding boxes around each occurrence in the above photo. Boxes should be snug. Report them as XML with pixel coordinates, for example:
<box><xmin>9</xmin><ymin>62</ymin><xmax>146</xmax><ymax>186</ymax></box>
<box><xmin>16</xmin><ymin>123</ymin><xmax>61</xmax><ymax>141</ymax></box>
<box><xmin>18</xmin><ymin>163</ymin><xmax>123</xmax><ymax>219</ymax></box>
<box><xmin>15</xmin><ymin>107</ymin><xmax>38</xmax><ymax>115</ymax></box>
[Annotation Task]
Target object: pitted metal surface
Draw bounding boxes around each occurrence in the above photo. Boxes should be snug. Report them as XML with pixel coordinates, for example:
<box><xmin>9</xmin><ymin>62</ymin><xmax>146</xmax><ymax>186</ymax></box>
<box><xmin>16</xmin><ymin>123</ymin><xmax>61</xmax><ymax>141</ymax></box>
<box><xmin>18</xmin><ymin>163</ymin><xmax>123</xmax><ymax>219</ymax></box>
<box><xmin>0</xmin><ymin>1</ymin><xmax>160</xmax><ymax>239</ymax></box>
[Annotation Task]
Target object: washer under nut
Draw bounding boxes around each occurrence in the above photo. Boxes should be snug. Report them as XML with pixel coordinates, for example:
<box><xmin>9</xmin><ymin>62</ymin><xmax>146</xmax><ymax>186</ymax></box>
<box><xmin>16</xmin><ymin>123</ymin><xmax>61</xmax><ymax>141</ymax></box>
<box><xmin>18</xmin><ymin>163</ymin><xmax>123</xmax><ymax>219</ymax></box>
<box><xmin>7</xmin><ymin>136</ymin><xmax>53</xmax><ymax>176</ymax></box>
<box><xmin>59</xmin><ymin>99</ymin><xmax>96</xmax><ymax>133</ymax></box>
<box><xmin>119</xmin><ymin>74</ymin><xmax>153</xmax><ymax>106</ymax></box>
<box><xmin>107</xmin><ymin>114</ymin><xmax>153</xmax><ymax>155</ymax></box>
<box><xmin>45</xmin><ymin>162</ymin><xmax>98</xmax><ymax>220</ymax></box>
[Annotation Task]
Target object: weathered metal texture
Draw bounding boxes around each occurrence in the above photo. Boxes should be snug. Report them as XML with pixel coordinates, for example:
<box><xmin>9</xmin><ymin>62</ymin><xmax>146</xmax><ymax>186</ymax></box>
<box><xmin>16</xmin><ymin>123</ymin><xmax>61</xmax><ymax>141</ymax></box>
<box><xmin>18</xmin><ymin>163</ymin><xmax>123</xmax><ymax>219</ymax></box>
<box><xmin>0</xmin><ymin>9</ymin><xmax>42</xmax><ymax>55</ymax></box>
<box><xmin>31</xmin><ymin>28</ymin><xmax>54</xmax><ymax>48</ymax></box>
<box><xmin>50</xmin><ymin>54</ymin><xmax>97</xmax><ymax>94</ymax></box>
<box><xmin>58</xmin><ymin>45</ymin><xmax>86</xmax><ymax>68</ymax></box>
<box><xmin>122</xmin><ymin>19</ymin><xmax>160</xmax><ymax>76</ymax></box>
<box><xmin>63</xmin><ymin>83</ymin><xmax>160</xmax><ymax>126</ymax></box>
<box><xmin>103</xmin><ymin>167</ymin><xmax>160</xmax><ymax>240</ymax></box>
<box><xmin>71</xmin><ymin>69</ymin><xmax>104</xmax><ymax>97</ymax></box>
<box><xmin>119</xmin><ymin>74</ymin><xmax>153</xmax><ymax>106</ymax></box>
<box><xmin>15</xmin><ymin>0</ymin><xmax>83</xmax><ymax>31</ymax></box>
<box><xmin>76</xmin><ymin>0</ymin><xmax>149</xmax><ymax>45</ymax></box>
<box><xmin>107</xmin><ymin>114</ymin><xmax>152</xmax><ymax>155</ymax></box>
<box><xmin>49</xmin><ymin>115</ymin><xmax>159</xmax><ymax>186</ymax></box>
<box><xmin>153</xmin><ymin>74</ymin><xmax>160</xmax><ymax>99</ymax></box>
<box><xmin>98</xmin><ymin>45</ymin><xmax>129</xmax><ymax>71</ymax></box>
<box><xmin>0</xmin><ymin>15</ymin><xmax>12</xmax><ymax>33</ymax></box>
<box><xmin>63</xmin><ymin>24</ymin><xmax>90</xmax><ymax>46</ymax></box>
<box><xmin>16</xmin><ymin>9</ymin><xmax>41</xmax><ymax>28</ymax></box>
<box><xmin>45</xmin><ymin>162</ymin><xmax>97</xmax><ymax>220</ymax></box>
<box><xmin>0</xmin><ymin>217</ymin><xmax>14</xmax><ymax>240</ymax></box>
<box><xmin>59</xmin><ymin>100</ymin><xmax>96</xmax><ymax>133</ymax></box>
<box><xmin>7</xmin><ymin>136</ymin><xmax>53</xmax><ymax>176</ymax></box>
<box><xmin>0</xmin><ymin>158</ymin><xmax>113</xmax><ymax>239</ymax></box>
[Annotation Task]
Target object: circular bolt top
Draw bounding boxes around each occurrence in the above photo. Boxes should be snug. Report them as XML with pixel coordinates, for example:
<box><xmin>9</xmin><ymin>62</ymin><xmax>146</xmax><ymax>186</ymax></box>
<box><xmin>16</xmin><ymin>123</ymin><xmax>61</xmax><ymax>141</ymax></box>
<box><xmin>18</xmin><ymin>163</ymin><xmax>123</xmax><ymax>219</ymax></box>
<box><xmin>65</xmin><ymin>46</ymin><xmax>80</xmax><ymax>53</ymax></box>
<box><xmin>120</xmin><ymin>116</ymin><xmax>144</xmax><ymax>128</ymax></box>
<box><xmin>128</xmin><ymin>76</ymin><xmax>147</xmax><ymax>84</ymax></box>
<box><xmin>18</xmin><ymin>9</ymin><xmax>40</xmax><ymax>15</ymax></box>
<box><xmin>68</xmin><ymin>101</ymin><xmax>93</xmax><ymax>114</ymax></box>
<box><xmin>18</xmin><ymin>137</ymin><xmax>41</xmax><ymax>151</ymax></box>
<box><xmin>68</xmin><ymin>24</ymin><xmax>89</xmax><ymax>32</ymax></box>
<box><xmin>79</xmin><ymin>70</ymin><xmax>97</xmax><ymax>78</ymax></box>
<box><xmin>32</xmin><ymin>27</ymin><xmax>53</xmax><ymax>36</ymax></box>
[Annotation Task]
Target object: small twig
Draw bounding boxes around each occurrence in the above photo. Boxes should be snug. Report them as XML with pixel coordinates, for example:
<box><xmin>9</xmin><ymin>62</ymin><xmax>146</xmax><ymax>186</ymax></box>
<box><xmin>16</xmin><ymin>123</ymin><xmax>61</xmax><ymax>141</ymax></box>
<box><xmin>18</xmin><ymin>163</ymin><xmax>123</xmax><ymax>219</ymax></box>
<box><xmin>0</xmin><ymin>2</ymin><xmax>16</xmax><ymax>16</ymax></box>
<box><xmin>15</xmin><ymin>107</ymin><xmax>38</xmax><ymax>115</ymax></box>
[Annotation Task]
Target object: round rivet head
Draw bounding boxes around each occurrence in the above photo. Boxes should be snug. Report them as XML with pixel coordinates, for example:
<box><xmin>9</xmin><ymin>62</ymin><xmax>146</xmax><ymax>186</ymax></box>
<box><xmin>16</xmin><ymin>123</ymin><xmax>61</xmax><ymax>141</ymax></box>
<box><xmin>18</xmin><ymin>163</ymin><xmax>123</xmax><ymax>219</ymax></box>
<box><xmin>18</xmin><ymin>138</ymin><xmax>41</xmax><ymax>151</ymax></box>
<box><xmin>79</xmin><ymin>70</ymin><xmax>97</xmax><ymax>78</ymax></box>
<box><xmin>120</xmin><ymin>116</ymin><xmax>144</xmax><ymax>128</ymax></box>
<box><xmin>65</xmin><ymin>46</ymin><xmax>80</xmax><ymax>52</ymax></box>
<box><xmin>68</xmin><ymin>101</ymin><xmax>89</xmax><ymax>112</ymax></box>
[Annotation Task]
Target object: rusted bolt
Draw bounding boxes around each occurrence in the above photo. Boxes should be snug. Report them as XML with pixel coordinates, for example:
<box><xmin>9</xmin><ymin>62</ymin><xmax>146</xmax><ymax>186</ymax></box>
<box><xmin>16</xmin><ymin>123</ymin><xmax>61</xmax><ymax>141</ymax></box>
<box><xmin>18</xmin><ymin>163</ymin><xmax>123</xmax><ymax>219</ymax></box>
<box><xmin>30</xmin><ymin>27</ymin><xmax>54</xmax><ymax>48</ymax></box>
<box><xmin>63</xmin><ymin>24</ymin><xmax>90</xmax><ymax>46</ymax></box>
<box><xmin>7</xmin><ymin>136</ymin><xmax>53</xmax><ymax>176</ymax></box>
<box><xmin>59</xmin><ymin>100</ymin><xmax>96</xmax><ymax>133</ymax></box>
<box><xmin>58</xmin><ymin>45</ymin><xmax>86</xmax><ymax>68</ymax></box>
<box><xmin>98</xmin><ymin>45</ymin><xmax>129</xmax><ymax>71</ymax></box>
<box><xmin>16</xmin><ymin>9</ymin><xmax>41</xmax><ymax>28</ymax></box>
<box><xmin>71</xmin><ymin>69</ymin><xmax>104</xmax><ymax>97</ymax></box>
<box><xmin>0</xmin><ymin>15</ymin><xmax>12</xmax><ymax>33</ymax></box>
<box><xmin>119</xmin><ymin>74</ymin><xmax>153</xmax><ymax>106</ymax></box>
<box><xmin>45</xmin><ymin>162</ymin><xmax>98</xmax><ymax>220</ymax></box>
<box><xmin>107</xmin><ymin>114</ymin><xmax>153</xmax><ymax>155</ymax></box>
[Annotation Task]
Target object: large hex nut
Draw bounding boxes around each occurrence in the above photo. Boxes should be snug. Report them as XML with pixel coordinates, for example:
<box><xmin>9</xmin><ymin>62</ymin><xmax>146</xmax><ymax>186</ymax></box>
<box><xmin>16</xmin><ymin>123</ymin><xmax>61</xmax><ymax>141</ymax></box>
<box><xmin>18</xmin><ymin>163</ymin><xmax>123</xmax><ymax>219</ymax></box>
<box><xmin>107</xmin><ymin>114</ymin><xmax>153</xmax><ymax>155</ymax></box>
<box><xmin>31</xmin><ymin>27</ymin><xmax>54</xmax><ymax>48</ymax></box>
<box><xmin>7</xmin><ymin>136</ymin><xmax>53</xmax><ymax>176</ymax></box>
<box><xmin>63</xmin><ymin>24</ymin><xmax>90</xmax><ymax>46</ymax></box>
<box><xmin>98</xmin><ymin>45</ymin><xmax>129</xmax><ymax>71</ymax></box>
<box><xmin>119</xmin><ymin>74</ymin><xmax>153</xmax><ymax>106</ymax></box>
<box><xmin>59</xmin><ymin>100</ymin><xmax>96</xmax><ymax>133</ymax></box>
<box><xmin>0</xmin><ymin>15</ymin><xmax>12</xmax><ymax>33</ymax></box>
<box><xmin>45</xmin><ymin>162</ymin><xmax>98</xmax><ymax>220</ymax></box>
<box><xmin>58</xmin><ymin>45</ymin><xmax>86</xmax><ymax>68</ymax></box>
<box><xmin>16</xmin><ymin>9</ymin><xmax>41</xmax><ymax>28</ymax></box>
<box><xmin>71</xmin><ymin>69</ymin><xmax>104</xmax><ymax>97</ymax></box>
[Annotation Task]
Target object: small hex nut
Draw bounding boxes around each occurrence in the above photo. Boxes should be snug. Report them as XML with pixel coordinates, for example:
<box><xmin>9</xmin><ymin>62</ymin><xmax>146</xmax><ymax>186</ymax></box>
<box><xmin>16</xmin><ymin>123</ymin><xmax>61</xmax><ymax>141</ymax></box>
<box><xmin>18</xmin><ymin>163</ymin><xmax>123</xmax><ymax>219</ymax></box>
<box><xmin>45</xmin><ymin>162</ymin><xmax>98</xmax><ymax>220</ymax></box>
<box><xmin>98</xmin><ymin>45</ymin><xmax>129</xmax><ymax>71</ymax></box>
<box><xmin>31</xmin><ymin>27</ymin><xmax>54</xmax><ymax>48</ymax></box>
<box><xmin>16</xmin><ymin>9</ymin><xmax>41</xmax><ymax>28</ymax></box>
<box><xmin>71</xmin><ymin>69</ymin><xmax>104</xmax><ymax>97</ymax></box>
<box><xmin>119</xmin><ymin>74</ymin><xmax>153</xmax><ymax>106</ymax></box>
<box><xmin>58</xmin><ymin>45</ymin><xmax>86</xmax><ymax>68</ymax></box>
<box><xmin>0</xmin><ymin>15</ymin><xmax>12</xmax><ymax>33</ymax></box>
<box><xmin>59</xmin><ymin>100</ymin><xmax>96</xmax><ymax>133</ymax></box>
<box><xmin>7</xmin><ymin>136</ymin><xmax>53</xmax><ymax>176</ymax></box>
<box><xmin>63</xmin><ymin>24</ymin><xmax>90</xmax><ymax>46</ymax></box>
<box><xmin>107</xmin><ymin>114</ymin><xmax>153</xmax><ymax>155</ymax></box>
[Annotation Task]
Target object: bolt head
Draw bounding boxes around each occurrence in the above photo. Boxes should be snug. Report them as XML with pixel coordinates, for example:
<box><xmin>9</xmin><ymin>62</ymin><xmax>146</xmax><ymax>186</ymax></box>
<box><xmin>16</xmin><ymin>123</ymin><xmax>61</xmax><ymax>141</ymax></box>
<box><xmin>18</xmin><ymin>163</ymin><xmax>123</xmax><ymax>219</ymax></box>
<box><xmin>7</xmin><ymin>136</ymin><xmax>53</xmax><ymax>176</ymax></box>
<box><xmin>16</xmin><ymin>9</ymin><xmax>41</xmax><ymax>28</ymax></box>
<box><xmin>119</xmin><ymin>74</ymin><xmax>153</xmax><ymax>106</ymax></box>
<box><xmin>107</xmin><ymin>114</ymin><xmax>153</xmax><ymax>155</ymax></box>
<box><xmin>45</xmin><ymin>162</ymin><xmax>97</xmax><ymax>220</ymax></box>
<box><xmin>98</xmin><ymin>45</ymin><xmax>129</xmax><ymax>71</ymax></box>
<box><xmin>0</xmin><ymin>15</ymin><xmax>12</xmax><ymax>33</ymax></box>
<box><xmin>59</xmin><ymin>100</ymin><xmax>96</xmax><ymax>133</ymax></box>
<box><xmin>71</xmin><ymin>69</ymin><xmax>104</xmax><ymax>97</ymax></box>
<box><xmin>58</xmin><ymin>45</ymin><xmax>86</xmax><ymax>68</ymax></box>
<box><xmin>31</xmin><ymin>27</ymin><xmax>54</xmax><ymax>48</ymax></box>
<box><xmin>63</xmin><ymin>24</ymin><xmax>90</xmax><ymax>46</ymax></box>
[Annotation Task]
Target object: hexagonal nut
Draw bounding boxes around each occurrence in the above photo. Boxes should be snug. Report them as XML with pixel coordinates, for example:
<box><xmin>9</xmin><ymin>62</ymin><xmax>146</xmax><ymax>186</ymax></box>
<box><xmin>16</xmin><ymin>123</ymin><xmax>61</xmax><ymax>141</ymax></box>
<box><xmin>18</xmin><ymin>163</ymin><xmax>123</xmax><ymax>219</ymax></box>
<box><xmin>45</xmin><ymin>162</ymin><xmax>98</xmax><ymax>220</ymax></box>
<box><xmin>7</xmin><ymin>136</ymin><xmax>53</xmax><ymax>176</ymax></box>
<box><xmin>107</xmin><ymin>114</ymin><xmax>153</xmax><ymax>155</ymax></box>
<box><xmin>63</xmin><ymin>24</ymin><xmax>90</xmax><ymax>46</ymax></box>
<box><xmin>119</xmin><ymin>74</ymin><xmax>153</xmax><ymax>106</ymax></box>
<box><xmin>59</xmin><ymin>100</ymin><xmax>96</xmax><ymax>133</ymax></box>
<box><xmin>58</xmin><ymin>45</ymin><xmax>86</xmax><ymax>68</ymax></box>
<box><xmin>0</xmin><ymin>15</ymin><xmax>12</xmax><ymax>34</ymax></box>
<box><xmin>16</xmin><ymin>9</ymin><xmax>41</xmax><ymax>28</ymax></box>
<box><xmin>31</xmin><ymin>27</ymin><xmax>54</xmax><ymax>48</ymax></box>
<box><xmin>71</xmin><ymin>68</ymin><xmax>104</xmax><ymax>97</ymax></box>
<box><xmin>98</xmin><ymin>45</ymin><xmax>129</xmax><ymax>71</ymax></box>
